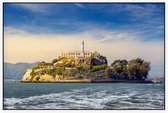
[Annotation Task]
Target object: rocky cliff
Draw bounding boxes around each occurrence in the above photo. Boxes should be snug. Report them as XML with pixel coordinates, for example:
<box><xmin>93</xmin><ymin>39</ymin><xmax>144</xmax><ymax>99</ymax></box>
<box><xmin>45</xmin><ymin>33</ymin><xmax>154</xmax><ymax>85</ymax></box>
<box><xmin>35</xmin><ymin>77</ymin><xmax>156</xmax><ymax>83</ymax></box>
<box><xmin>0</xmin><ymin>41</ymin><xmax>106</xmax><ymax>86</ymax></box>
<box><xmin>21</xmin><ymin>55</ymin><xmax>108</xmax><ymax>82</ymax></box>
<box><xmin>21</xmin><ymin>57</ymin><xmax>151</xmax><ymax>83</ymax></box>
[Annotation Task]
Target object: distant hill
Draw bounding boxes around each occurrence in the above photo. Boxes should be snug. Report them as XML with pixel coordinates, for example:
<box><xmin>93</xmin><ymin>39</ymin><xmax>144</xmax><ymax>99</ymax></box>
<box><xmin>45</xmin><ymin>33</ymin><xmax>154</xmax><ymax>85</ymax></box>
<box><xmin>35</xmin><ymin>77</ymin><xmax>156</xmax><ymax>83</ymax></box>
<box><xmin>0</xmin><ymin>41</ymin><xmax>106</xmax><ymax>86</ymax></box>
<box><xmin>4</xmin><ymin>62</ymin><xmax>39</xmax><ymax>80</ymax></box>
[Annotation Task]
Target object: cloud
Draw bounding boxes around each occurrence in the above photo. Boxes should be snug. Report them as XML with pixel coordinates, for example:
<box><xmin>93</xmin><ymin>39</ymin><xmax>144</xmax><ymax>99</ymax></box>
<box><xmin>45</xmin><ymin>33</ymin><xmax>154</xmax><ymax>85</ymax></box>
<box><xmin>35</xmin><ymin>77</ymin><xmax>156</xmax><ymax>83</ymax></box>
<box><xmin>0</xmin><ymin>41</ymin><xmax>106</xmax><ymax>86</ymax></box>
<box><xmin>4</xmin><ymin>27</ymin><xmax>164</xmax><ymax>77</ymax></box>
<box><xmin>101</xmin><ymin>4</ymin><xmax>164</xmax><ymax>23</ymax></box>
<box><xmin>126</xmin><ymin>4</ymin><xmax>164</xmax><ymax>24</ymax></box>
<box><xmin>75</xmin><ymin>4</ymin><xmax>86</xmax><ymax>9</ymax></box>
<box><xmin>5</xmin><ymin>4</ymin><xmax>164</xmax><ymax>42</ymax></box>
<box><xmin>14</xmin><ymin>4</ymin><xmax>52</xmax><ymax>14</ymax></box>
<box><xmin>14</xmin><ymin>4</ymin><xmax>86</xmax><ymax>15</ymax></box>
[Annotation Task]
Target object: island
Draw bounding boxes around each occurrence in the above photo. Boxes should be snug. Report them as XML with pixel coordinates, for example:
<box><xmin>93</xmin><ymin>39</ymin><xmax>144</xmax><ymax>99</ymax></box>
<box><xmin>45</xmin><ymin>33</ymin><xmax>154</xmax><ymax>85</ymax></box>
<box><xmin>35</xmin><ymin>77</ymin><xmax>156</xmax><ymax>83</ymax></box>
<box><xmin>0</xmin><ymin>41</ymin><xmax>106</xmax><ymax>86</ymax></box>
<box><xmin>21</xmin><ymin>41</ymin><xmax>152</xmax><ymax>83</ymax></box>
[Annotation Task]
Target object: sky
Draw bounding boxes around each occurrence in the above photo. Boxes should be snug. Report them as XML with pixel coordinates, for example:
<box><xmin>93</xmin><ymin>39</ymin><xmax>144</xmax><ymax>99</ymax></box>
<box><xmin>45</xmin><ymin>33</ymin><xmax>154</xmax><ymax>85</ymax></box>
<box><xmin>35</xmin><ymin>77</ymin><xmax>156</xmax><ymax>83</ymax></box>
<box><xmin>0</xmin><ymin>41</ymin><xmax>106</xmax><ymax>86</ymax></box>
<box><xmin>4</xmin><ymin>3</ymin><xmax>164</xmax><ymax>77</ymax></box>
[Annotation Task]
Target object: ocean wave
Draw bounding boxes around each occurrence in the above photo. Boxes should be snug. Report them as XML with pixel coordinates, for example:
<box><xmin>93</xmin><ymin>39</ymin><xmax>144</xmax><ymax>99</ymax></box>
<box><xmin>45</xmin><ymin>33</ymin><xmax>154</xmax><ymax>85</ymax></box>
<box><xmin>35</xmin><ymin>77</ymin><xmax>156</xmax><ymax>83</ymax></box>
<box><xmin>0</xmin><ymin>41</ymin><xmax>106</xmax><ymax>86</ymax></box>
<box><xmin>4</xmin><ymin>86</ymin><xmax>164</xmax><ymax>109</ymax></box>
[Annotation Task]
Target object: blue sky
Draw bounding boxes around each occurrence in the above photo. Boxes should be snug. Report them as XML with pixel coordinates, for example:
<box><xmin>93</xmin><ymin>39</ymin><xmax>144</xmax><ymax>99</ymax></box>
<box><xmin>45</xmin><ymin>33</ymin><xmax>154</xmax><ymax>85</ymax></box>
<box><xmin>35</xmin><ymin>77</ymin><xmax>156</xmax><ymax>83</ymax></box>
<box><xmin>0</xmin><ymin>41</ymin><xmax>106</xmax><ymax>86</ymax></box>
<box><xmin>4</xmin><ymin>3</ymin><xmax>164</xmax><ymax>41</ymax></box>
<box><xmin>4</xmin><ymin>3</ymin><xmax>164</xmax><ymax>77</ymax></box>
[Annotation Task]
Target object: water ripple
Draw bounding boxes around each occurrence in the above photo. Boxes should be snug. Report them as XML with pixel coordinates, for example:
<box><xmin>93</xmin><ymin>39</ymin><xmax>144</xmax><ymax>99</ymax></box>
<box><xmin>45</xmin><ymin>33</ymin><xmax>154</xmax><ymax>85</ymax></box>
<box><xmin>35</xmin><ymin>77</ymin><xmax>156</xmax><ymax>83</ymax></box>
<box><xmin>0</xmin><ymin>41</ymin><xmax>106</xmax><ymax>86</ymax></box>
<box><xmin>4</xmin><ymin>84</ymin><xmax>164</xmax><ymax>109</ymax></box>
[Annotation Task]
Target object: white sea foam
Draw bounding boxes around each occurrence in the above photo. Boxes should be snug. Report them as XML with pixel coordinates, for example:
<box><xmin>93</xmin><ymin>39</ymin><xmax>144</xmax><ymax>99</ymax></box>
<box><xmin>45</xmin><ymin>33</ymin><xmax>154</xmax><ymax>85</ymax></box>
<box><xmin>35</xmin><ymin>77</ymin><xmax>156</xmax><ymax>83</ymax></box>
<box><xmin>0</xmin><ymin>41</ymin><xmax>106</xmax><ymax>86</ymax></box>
<box><xmin>4</xmin><ymin>84</ymin><xmax>164</xmax><ymax>109</ymax></box>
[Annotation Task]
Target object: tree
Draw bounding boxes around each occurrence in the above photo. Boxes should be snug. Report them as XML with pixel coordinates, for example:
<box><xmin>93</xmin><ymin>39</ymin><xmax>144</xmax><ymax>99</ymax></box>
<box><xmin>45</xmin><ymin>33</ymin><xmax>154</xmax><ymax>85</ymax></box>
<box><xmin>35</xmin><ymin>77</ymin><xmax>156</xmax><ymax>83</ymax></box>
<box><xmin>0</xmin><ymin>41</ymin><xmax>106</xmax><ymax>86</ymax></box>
<box><xmin>62</xmin><ymin>70</ymin><xmax>69</xmax><ymax>78</ymax></box>
<box><xmin>36</xmin><ymin>76</ymin><xmax>40</xmax><ymax>81</ymax></box>
<box><xmin>91</xmin><ymin>65</ymin><xmax>105</xmax><ymax>72</ymax></box>
<box><xmin>55</xmin><ymin>67</ymin><xmax>63</xmax><ymax>75</ymax></box>
<box><xmin>111</xmin><ymin>60</ymin><xmax>128</xmax><ymax>79</ymax></box>
<box><xmin>52</xmin><ymin>59</ymin><xmax>57</xmax><ymax>64</ymax></box>
<box><xmin>46</xmin><ymin>68</ymin><xmax>55</xmax><ymax>75</ymax></box>
<box><xmin>127</xmin><ymin>58</ymin><xmax>151</xmax><ymax>80</ymax></box>
<box><xmin>111</xmin><ymin>60</ymin><xmax>127</xmax><ymax>67</ymax></box>
<box><xmin>30</xmin><ymin>70</ymin><xmax>36</xmax><ymax>81</ymax></box>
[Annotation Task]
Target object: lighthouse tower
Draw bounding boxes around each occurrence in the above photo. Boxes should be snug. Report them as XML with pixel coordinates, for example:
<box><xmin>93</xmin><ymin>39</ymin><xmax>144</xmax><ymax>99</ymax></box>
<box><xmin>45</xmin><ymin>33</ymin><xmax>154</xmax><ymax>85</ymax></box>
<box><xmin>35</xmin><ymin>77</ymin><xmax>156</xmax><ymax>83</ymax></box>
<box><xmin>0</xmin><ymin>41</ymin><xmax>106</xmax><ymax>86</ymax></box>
<box><xmin>81</xmin><ymin>41</ymin><xmax>84</xmax><ymax>56</ymax></box>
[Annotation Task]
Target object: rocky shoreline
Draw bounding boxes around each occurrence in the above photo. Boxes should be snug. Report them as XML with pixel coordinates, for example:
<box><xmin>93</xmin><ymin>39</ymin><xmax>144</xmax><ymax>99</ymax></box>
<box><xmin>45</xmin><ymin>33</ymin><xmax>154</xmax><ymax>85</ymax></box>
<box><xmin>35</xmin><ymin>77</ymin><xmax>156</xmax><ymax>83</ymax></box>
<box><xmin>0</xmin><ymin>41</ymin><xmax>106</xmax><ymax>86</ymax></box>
<box><xmin>20</xmin><ymin>79</ymin><xmax>154</xmax><ymax>83</ymax></box>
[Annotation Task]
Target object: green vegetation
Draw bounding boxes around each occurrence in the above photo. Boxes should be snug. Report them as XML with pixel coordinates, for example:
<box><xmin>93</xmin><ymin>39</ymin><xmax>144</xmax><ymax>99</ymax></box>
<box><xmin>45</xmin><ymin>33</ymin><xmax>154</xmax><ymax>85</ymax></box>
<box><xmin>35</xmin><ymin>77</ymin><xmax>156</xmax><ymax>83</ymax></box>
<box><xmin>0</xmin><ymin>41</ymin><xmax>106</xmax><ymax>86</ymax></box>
<box><xmin>27</xmin><ymin>57</ymin><xmax>151</xmax><ymax>81</ymax></box>
<box><xmin>46</xmin><ymin>68</ymin><xmax>55</xmax><ymax>75</ymax></box>
<box><xmin>111</xmin><ymin>60</ymin><xmax>128</xmax><ymax>79</ymax></box>
<box><xmin>36</xmin><ymin>76</ymin><xmax>40</xmax><ymax>81</ymax></box>
<box><xmin>55</xmin><ymin>67</ymin><xmax>63</xmax><ymax>75</ymax></box>
<box><xmin>91</xmin><ymin>65</ymin><xmax>106</xmax><ymax>72</ymax></box>
<box><xmin>56</xmin><ymin>57</ymin><xmax>76</xmax><ymax>67</ymax></box>
<box><xmin>32</xmin><ymin>61</ymin><xmax>52</xmax><ymax>70</ymax></box>
<box><xmin>83</xmin><ymin>66</ymin><xmax>92</xmax><ymax>70</ymax></box>
<box><xmin>110</xmin><ymin>58</ymin><xmax>151</xmax><ymax>80</ymax></box>
<box><xmin>52</xmin><ymin>59</ymin><xmax>57</xmax><ymax>64</ymax></box>
<box><xmin>127</xmin><ymin>58</ymin><xmax>151</xmax><ymax>80</ymax></box>
<box><xmin>62</xmin><ymin>70</ymin><xmax>69</xmax><ymax>78</ymax></box>
<box><xmin>30</xmin><ymin>70</ymin><xmax>36</xmax><ymax>81</ymax></box>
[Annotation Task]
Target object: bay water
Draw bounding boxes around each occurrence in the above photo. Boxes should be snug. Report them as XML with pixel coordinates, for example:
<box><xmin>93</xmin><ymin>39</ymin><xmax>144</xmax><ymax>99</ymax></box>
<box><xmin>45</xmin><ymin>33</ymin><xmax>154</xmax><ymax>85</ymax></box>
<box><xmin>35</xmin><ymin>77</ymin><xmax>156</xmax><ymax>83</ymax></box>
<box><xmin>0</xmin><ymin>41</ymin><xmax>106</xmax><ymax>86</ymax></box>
<box><xmin>4</xmin><ymin>80</ymin><xmax>164</xmax><ymax>109</ymax></box>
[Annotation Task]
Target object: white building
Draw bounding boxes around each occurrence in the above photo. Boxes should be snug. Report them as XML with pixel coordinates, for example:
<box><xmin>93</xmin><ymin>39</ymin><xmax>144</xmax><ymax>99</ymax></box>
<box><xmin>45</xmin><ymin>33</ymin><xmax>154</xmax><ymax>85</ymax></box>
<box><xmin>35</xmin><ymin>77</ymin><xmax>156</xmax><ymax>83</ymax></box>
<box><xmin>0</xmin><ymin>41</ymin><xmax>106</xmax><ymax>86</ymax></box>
<box><xmin>61</xmin><ymin>41</ymin><xmax>100</xmax><ymax>58</ymax></box>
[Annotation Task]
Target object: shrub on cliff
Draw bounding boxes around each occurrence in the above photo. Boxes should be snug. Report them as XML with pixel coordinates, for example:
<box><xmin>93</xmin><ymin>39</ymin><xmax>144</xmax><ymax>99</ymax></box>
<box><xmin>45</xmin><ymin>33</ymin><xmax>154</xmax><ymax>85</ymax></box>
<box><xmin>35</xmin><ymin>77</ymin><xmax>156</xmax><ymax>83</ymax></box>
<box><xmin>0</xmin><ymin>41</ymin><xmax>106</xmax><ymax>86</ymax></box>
<box><xmin>62</xmin><ymin>70</ymin><xmax>69</xmax><ymax>78</ymax></box>
<box><xmin>91</xmin><ymin>65</ymin><xmax>106</xmax><ymax>72</ymax></box>
<box><xmin>83</xmin><ymin>66</ymin><xmax>92</xmax><ymax>70</ymax></box>
<box><xmin>110</xmin><ymin>58</ymin><xmax>151</xmax><ymax>80</ymax></box>
<box><xmin>55</xmin><ymin>67</ymin><xmax>63</xmax><ymax>75</ymax></box>
<box><xmin>36</xmin><ymin>76</ymin><xmax>40</xmax><ymax>81</ymax></box>
<box><xmin>52</xmin><ymin>59</ymin><xmax>57</xmax><ymax>64</ymax></box>
<box><xmin>75</xmin><ymin>73</ymin><xmax>83</xmax><ymax>79</ymax></box>
<box><xmin>127</xmin><ymin>58</ymin><xmax>151</xmax><ymax>80</ymax></box>
<box><xmin>111</xmin><ymin>59</ymin><xmax>128</xmax><ymax>79</ymax></box>
<box><xmin>30</xmin><ymin>70</ymin><xmax>36</xmax><ymax>81</ymax></box>
<box><xmin>46</xmin><ymin>68</ymin><xmax>55</xmax><ymax>75</ymax></box>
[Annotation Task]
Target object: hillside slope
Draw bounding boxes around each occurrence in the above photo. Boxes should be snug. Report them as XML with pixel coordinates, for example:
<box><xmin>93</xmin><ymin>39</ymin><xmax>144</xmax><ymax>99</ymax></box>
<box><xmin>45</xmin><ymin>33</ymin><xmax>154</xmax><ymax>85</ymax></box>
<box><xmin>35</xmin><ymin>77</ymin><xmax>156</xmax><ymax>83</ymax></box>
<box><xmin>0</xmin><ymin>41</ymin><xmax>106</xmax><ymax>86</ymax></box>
<box><xmin>4</xmin><ymin>62</ymin><xmax>39</xmax><ymax>80</ymax></box>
